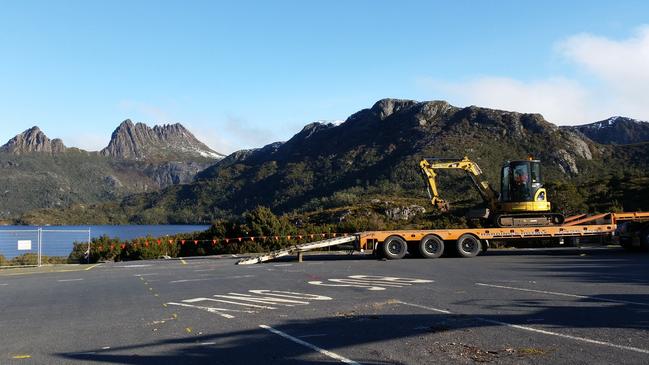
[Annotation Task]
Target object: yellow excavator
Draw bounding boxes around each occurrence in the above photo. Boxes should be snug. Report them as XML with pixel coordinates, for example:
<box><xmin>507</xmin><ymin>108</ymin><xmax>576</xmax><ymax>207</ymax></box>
<box><xmin>419</xmin><ymin>156</ymin><xmax>564</xmax><ymax>227</ymax></box>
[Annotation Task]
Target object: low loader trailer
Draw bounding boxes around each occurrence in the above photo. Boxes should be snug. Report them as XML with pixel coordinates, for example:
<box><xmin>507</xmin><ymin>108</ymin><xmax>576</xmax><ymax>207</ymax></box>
<box><xmin>237</xmin><ymin>212</ymin><xmax>649</xmax><ymax>265</ymax></box>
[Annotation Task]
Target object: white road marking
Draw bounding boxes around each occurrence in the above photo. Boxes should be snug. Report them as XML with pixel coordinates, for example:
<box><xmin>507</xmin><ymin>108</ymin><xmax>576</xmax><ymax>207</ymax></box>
<box><xmin>0</xmin><ymin>283</ymin><xmax>8</xmax><ymax>286</ymax></box>
<box><xmin>274</xmin><ymin>264</ymin><xmax>293</xmax><ymax>267</ymax></box>
<box><xmin>199</xmin><ymin>342</ymin><xmax>217</xmax><ymax>346</ymax></box>
<box><xmin>476</xmin><ymin>283</ymin><xmax>649</xmax><ymax>307</ymax></box>
<box><xmin>476</xmin><ymin>317</ymin><xmax>649</xmax><ymax>355</ymax></box>
<box><xmin>186</xmin><ymin>297</ymin><xmax>277</xmax><ymax>309</ymax></box>
<box><xmin>116</xmin><ymin>264</ymin><xmax>152</xmax><ymax>268</ymax></box>
<box><xmin>309</xmin><ymin>275</ymin><xmax>433</xmax><ymax>291</ymax></box>
<box><xmin>166</xmin><ymin>302</ymin><xmax>255</xmax><ymax>319</ymax></box>
<box><xmin>298</xmin><ymin>334</ymin><xmax>328</xmax><ymax>338</ymax></box>
<box><xmin>169</xmin><ymin>275</ymin><xmax>255</xmax><ymax>284</ymax></box>
<box><xmin>170</xmin><ymin>290</ymin><xmax>332</xmax><ymax>319</ymax></box>
<box><xmin>212</xmin><ymin>293</ymin><xmax>309</xmax><ymax>306</ymax></box>
<box><xmin>260</xmin><ymin>325</ymin><xmax>360</xmax><ymax>365</ymax></box>
<box><xmin>397</xmin><ymin>300</ymin><xmax>649</xmax><ymax>355</ymax></box>
<box><xmin>134</xmin><ymin>273</ymin><xmax>159</xmax><ymax>277</ymax></box>
<box><xmin>170</xmin><ymin>278</ymin><xmax>212</xmax><ymax>283</ymax></box>
<box><xmin>57</xmin><ymin>278</ymin><xmax>84</xmax><ymax>282</ymax></box>
<box><xmin>396</xmin><ymin>301</ymin><xmax>452</xmax><ymax>314</ymax></box>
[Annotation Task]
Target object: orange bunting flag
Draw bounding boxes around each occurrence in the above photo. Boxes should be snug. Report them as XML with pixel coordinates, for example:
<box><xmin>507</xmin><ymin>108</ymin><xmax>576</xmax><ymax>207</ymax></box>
<box><xmin>168</xmin><ymin>239</ymin><xmax>173</xmax><ymax>244</ymax></box>
<box><xmin>120</xmin><ymin>244</ymin><xmax>126</xmax><ymax>249</ymax></box>
<box><xmin>194</xmin><ymin>240</ymin><xmax>198</xmax><ymax>245</ymax></box>
<box><xmin>238</xmin><ymin>237</ymin><xmax>242</xmax><ymax>242</ymax></box>
<box><xmin>310</xmin><ymin>234</ymin><xmax>314</xmax><ymax>239</ymax></box>
<box><xmin>322</xmin><ymin>233</ymin><xmax>326</xmax><ymax>237</ymax></box>
<box><xmin>225</xmin><ymin>238</ymin><xmax>229</xmax><ymax>244</ymax></box>
<box><xmin>212</xmin><ymin>239</ymin><xmax>217</xmax><ymax>245</ymax></box>
<box><xmin>181</xmin><ymin>240</ymin><xmax>186</xmax><ymax>245</ymax></box>
<box><xmin>250</xmin><ymin>237</ymin><xmax>255</xmax><ymax>241</ymax></box>
<box><xmin>110</xmin><ymin>244</ymin><xmax>115</xmax><ymax>250</ymax></box>
<box><xmin>275</xmin><ymin>236</ymin><xmax>279</xmax><ymax>241</ymax></box>
<box><xmin>333</xmin><ymin>233</ymin><xmax>337</xmax><ymax>237</ymax></box>
<box><xmin>287</xmin><ymin>235</ymin><xmax>291</xmax><ymax>240</ymax></box>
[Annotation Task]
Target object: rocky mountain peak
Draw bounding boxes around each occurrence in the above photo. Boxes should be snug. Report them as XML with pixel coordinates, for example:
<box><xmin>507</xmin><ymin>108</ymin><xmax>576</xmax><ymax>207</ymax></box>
<box><xmin>100</xmin><ymin>120</ymin><xmax>224</xmax><ymax>161</ymax></box>
<box><xmin>0</xmin><ymin>126</ymin><xmax>67</xmax><ymax>155</ymax></box>
<box><xmin>370</xmin><ymin>98</ymin><xmax>419</xmax><ymax>120</ymax></box>
<box><xmin>569</xmin><ymin>116</ymin><xmax>649</xmax><ymax>145</ymax></box>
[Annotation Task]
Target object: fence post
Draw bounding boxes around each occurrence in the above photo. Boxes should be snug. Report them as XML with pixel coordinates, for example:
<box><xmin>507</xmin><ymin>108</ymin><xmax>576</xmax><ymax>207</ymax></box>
<box><xmin>38</xmin><ymin>227</ymin><xmax>42</xmax><ymax>267</ymax></box>
<box><xmin>87</xmin><ymin>228</ymin><xmax>91</xmax><ymax>264</ymax></box>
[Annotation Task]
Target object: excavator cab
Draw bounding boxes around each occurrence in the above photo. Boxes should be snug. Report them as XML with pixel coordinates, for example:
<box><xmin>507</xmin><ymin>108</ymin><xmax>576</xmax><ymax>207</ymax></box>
<box><xmin>500</xmin><ymin>160</ymin><xmax>544</xmax><ymax>203</ymax></box>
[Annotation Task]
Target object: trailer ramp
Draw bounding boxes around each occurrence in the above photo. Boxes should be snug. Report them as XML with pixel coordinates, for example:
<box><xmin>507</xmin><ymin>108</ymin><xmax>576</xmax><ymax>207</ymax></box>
<box><xmin>236</xmin><ymin>235</ymin><xmax>357</xmax><ymax>265</ymax></box>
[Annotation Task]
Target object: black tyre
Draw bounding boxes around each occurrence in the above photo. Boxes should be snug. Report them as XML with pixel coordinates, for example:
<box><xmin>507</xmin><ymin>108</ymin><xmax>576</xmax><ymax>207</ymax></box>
<box><xmin>417</xmin><ymin>235</ymin><xmax>444</xmax><ymax>259</ymax></box>
<box><xmin>456</xmin><ymin>234</ymin><xmax>481</xmax><ymax>258</ymax></box>
<box><xmin>382</xmin><ymin>236</ymin><xmax>407</xmax><ymax>260</ymax></box>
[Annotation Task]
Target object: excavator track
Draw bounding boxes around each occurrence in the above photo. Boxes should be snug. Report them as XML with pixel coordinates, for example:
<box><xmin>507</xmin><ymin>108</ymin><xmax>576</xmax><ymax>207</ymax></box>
<box><xmin>493</xmin><ymin>213</ymin><xmax>565</xmax><ymax>228</ymax></box>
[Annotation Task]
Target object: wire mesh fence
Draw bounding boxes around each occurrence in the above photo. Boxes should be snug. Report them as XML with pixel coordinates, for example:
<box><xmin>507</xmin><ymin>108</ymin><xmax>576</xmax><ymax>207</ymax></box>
<box><xmin>0</xmin><ymin>228</ymin><xmax>91</xmax><ymax>267</ymax></box>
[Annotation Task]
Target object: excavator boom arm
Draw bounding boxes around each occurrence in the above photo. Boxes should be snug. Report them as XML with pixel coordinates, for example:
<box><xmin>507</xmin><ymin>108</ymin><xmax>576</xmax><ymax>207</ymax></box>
<box><xmin>419</xmin><ymin>157</ymin><xmax>500</xmax><ymax>211</ymax></box>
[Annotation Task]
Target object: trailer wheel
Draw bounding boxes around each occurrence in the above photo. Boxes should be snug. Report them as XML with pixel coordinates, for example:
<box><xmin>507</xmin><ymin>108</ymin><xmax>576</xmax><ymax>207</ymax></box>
<box><xmin>417</xmin><ymin>235</ymin><xmax>444</xmax><ymax>258</ymax></box>
<box><xmin>382</xmin><ymin>236</ymin><xmax>407</xmax><ymax>260</ymax></box>
<box><xmin>456</xmin><ymin>234</ymin><xmax>481</xmax><ymax>258</ymax></box>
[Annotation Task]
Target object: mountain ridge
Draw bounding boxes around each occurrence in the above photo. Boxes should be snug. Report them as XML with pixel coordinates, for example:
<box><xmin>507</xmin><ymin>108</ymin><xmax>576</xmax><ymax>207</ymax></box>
<box><xmin>0</xmin><ymin>120</ymin><xmax>224</xmax><ymax>220</ymax></box>
<box><xmin>568</xmin><ymin>116</ymin><xmax>649</xmax><ymax>145</ymax></box>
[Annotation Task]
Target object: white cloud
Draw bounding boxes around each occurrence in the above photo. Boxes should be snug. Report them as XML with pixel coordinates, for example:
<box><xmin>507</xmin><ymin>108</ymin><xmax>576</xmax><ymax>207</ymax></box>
<box><xmin>557</xmin><ymin>26</ymin><xmax>649</xmax><ymax>119</ymax></box>
<box><xmin>420</xmin><ymin>25</ymin><xmax>649</xmax><ymax>125</ymax></box>
<box><xmin>184</xmin><ymin>116</ymin><xmax>280</xmax><ymax>155</ymax></box>
<box><xmin>419</xmin><ymin>76</ymin><xmax>592</xmax><ymax>124</ymax></box>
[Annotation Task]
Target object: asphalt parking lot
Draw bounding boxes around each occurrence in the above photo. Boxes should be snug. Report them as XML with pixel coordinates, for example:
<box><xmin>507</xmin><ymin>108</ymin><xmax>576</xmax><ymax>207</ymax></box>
<box><xmin>1</xmin><ymin>247</ymin><xmax>648</xmax><ymax>364</ymax></box>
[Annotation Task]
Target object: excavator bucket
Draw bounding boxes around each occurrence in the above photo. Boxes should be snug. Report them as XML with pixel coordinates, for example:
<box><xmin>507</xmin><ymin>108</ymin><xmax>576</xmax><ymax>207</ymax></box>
<box><xmin>435</xmin><ymin>200</ymin><xmax>450</xmax><ymax>212</ymax></box>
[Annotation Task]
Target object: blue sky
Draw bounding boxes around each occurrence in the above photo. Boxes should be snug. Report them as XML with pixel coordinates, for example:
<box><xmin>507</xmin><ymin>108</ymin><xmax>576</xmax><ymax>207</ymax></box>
<box><xmin>1</xmin><ymin>1</ymin><xmax>648</xmax><ymax>153</ymax></box>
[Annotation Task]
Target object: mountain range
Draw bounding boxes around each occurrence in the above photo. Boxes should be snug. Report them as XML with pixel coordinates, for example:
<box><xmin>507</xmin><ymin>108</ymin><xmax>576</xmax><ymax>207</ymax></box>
<box><xmin>568</xmin><ymin>116</ymin><xmax>649</xmax><ymax>145</ymax></box>
<box><xmin>18</xmin><ymin>98</ymin><xmax>648</xmax><ymax>225</ymax></box>
<box><xmin>0</xmin><ymin>121</ymin><xmax>223</xmax><ymax>221</ymax></box>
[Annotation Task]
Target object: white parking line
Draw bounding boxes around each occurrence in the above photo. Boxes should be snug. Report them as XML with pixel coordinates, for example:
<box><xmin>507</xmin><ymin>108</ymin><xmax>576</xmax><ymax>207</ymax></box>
<box><xmin>260</xmin><ymin>325</ymin><xmax>360</xmax><ymax>365</ymax></box>
<box><xmin>169</xmin><ymin>275</ymin><xmax>255</xmax><ymax>283</ymax></box>
<box><xmin>475</xmin><ymin>283</ymin><xmax>649</xmax><ymax>307</ymax></box>
<box><xmin>397</xmin><ymin>300</ymin><xmax>649</xmax><ymax>355</ymax></box>
<box><xmin>116</xmin><ymin>264</ymin><xmax>152</xmax><ymax>268</ymax></box>
<box><xmin>170</xmin><ymin>278</ymin><xmax>212</xmax><ymax>284</ymax></box>
<box><xmin>396</xmin><ymin>301</ymin><xmax>452</xmax><ymax>314</ymax></box>
<box><xmin>58</xmin><ymin>278</ymin><xmax>84</xmax><ymax>282</ymax></box>
<box><xmin>0</xmin><ymin>283</ymin><xmax>8</xmax><ymax>286</ymax></box>
<box><xmin>476</xmin><ymin>317</ymin><xmax>649</xmax><ymax>354</ymax></box>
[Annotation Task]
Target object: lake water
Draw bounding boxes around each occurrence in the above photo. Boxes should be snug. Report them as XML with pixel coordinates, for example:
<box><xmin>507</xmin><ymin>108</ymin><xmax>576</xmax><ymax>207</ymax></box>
<box><xmin>0</xmin><ymin>225</ymin><xmax>210</xmax><ymax>259</ymax></box>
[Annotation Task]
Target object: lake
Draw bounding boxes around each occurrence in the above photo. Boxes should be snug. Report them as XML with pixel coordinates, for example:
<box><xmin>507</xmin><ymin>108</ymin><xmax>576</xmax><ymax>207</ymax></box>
<box><xmin>0</xmin><ymin>225</ymin><xmax>210</xmax><ymax>259</ymax></box>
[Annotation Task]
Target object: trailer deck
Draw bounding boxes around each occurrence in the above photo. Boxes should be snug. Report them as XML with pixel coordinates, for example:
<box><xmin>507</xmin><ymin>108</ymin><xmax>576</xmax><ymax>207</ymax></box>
<box><xmin>237</xmin><ymin>212</ymin><xmax>649</xmax><ymax>264</ymax></box>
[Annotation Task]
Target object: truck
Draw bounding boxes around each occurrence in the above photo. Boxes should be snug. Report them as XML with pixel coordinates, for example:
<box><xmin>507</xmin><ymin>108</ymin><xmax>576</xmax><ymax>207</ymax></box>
<box><xmin>237</xmin><ymin>157</ymin><xmax>649</xmax><ymax>264</ymax></box>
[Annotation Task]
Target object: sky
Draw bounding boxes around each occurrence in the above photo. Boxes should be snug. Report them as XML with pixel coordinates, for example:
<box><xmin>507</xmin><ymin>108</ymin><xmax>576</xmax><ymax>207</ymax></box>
<box><xmin>1</xmin><ymin>0</ymin><xmax>648</xmax><ymax>154</ymax></box>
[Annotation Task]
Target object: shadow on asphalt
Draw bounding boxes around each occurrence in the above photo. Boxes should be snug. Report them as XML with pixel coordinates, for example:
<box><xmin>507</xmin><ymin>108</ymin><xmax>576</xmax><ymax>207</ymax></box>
<box><xmin>58</xmin><ymin>292</ymin><xmax>649</xmax><ymax>365</ymax></box>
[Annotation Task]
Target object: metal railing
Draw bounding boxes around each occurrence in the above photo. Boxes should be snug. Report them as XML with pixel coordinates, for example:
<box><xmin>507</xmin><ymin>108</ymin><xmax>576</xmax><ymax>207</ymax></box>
<box><xmin>0</xmin><ymin>228</ymin><xmax>91</xmax><ymax>267</ymax></box>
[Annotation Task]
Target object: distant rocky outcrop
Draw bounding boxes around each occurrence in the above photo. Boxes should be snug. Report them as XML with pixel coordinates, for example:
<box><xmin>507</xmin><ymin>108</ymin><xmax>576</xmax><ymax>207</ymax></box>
<box><xmin>0</xmin><ymin>127</ymin><xmax>67</xmax><ymax>154</ymax></box>
<box><xmin>569</xmin><ymin>116</ymin><xmax>649</xmax><ymax>145</ymax></box>
<box><xmin>0</xmin><ymin>120</ymin><xmax>224</xmax><ymax>221</ymax></box>
<box><xmin>100</xmin><ymin>120</ymin><xmax>224</xmax><ymax>161</ymax></box>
